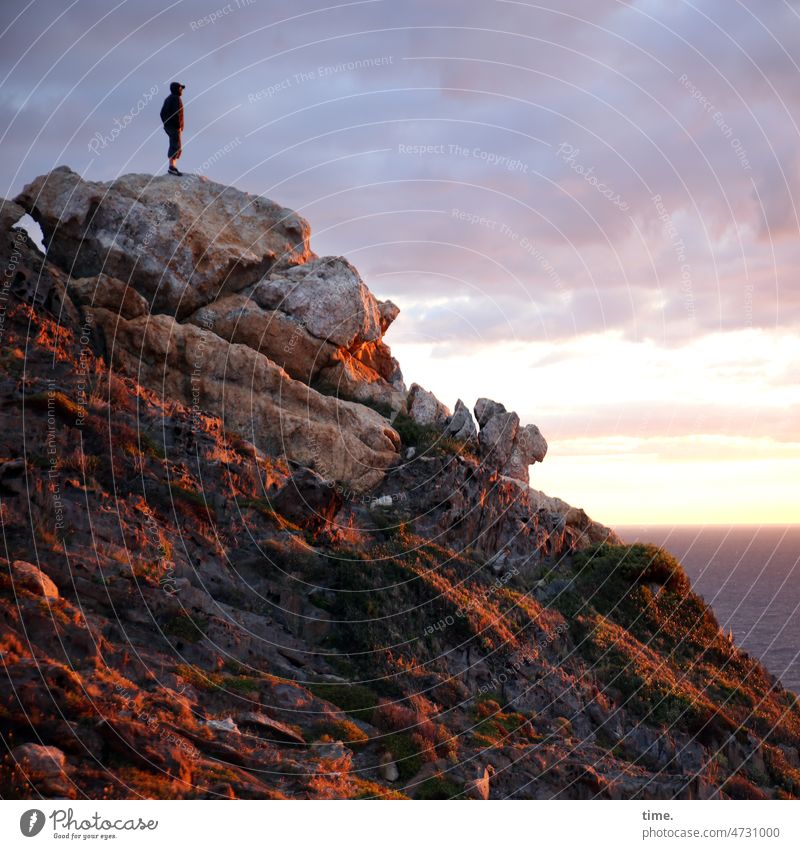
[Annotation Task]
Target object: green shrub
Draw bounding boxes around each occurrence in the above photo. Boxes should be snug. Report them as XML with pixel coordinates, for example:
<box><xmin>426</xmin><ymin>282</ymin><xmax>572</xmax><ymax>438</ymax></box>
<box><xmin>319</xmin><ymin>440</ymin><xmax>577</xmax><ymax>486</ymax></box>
<box><xmin>174</xmin><ymin>663</ymin><xmax>260</xmax><ymax>694</ymax></box>
<box><xmin>415</xmin><ymin>774</ymin><xmax>462</xmax><ymax>799</ymax></box>
<box><xmin>168</xmin><ymin>483</ymin><xmax>217</xmax><ymax>522</ymax></box>
<box><xmin>385</xmin><ymin>732</ymin><xmax>423</xmax><ymax>781</ymax></box>
<box><xmin>307</xmin><ymin>682</ymin><xmax>379</xmax><ymax>718</ymax></box>
<box><xmin>223</xmin><ymin>675</ymin><xmax>260</xmax><ymax>694</ymax></box>
<box><xmin>164</xmin><ymin>612</ymin><xmax>207</xmax><ymax>644</ymax></box>
<box><xmin>561</xmin><ymin>543</ymin><xmax>698</xmax><ymax>642</ymax></box>
<box><xmin>392</xmin><ymin>412</ymin><xmax>474</xmax><ymax>459</ymax></box>
<box><xmin>139</xmin><ymin>432</ymin><xmax>166</xmax><ymax>459</ymax></box>
<box><xmin>168</xmin><ymin>483</ymin><xmax>207</xmax><ymax>506</ymax></box>
<box><xmin>573</xmin><ymin>543</ymin><xmax>689</xmax><ymax>596</ymax></box>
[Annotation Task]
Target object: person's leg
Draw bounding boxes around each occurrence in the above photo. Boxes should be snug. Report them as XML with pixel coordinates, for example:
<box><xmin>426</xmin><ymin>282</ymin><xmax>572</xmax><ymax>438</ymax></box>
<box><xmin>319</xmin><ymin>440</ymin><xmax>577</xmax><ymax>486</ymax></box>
<box><xmin>167</xmin><ymin>131</ymin><xmax>183</xmax><ymax>175</ymax></box>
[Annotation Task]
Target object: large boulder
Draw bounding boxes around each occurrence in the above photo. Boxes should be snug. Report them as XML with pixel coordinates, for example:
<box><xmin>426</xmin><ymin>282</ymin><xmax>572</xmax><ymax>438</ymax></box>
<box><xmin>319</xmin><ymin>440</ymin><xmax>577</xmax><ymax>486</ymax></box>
<box><xmin>474</xmin><ymin>397</ymin><xmax>507</xmax><ymax>427</ymax></box>
<box><xmin>91</xmin><ymin>309</ymin><xmax>400</xmax><ymax>492</ymax></box>
<box><xmin>187</xmin><ymin>291</ymin><xmax>337</xmax><ymax>382</ymax></box>
<box><xmin>11</xmin><ymin>560</ymin><xmax>59</xmax><ymax>599</ymax></box>
<box><xmin>477</xmin><ymin>406</ymin><xmax>519</xmax><ymax>467</ymax></box>
<box><xmin>15</xmin><ymin>166</ymin><xmax>313</xmax><ymax>318</ymax></box>
<box><xmin>313</xmin><ymin>348</ymin><xmax>406</xmax><ymax>412</ymax></box>
<box><xmin>254</xmin><ymin>256</ymin><xmax>381</xmax><ymax>350</ymax></box>
<box><xmin>185</xmin><ymin>256</ymin><xmax>406</xmax><ymax>411</ymax></box>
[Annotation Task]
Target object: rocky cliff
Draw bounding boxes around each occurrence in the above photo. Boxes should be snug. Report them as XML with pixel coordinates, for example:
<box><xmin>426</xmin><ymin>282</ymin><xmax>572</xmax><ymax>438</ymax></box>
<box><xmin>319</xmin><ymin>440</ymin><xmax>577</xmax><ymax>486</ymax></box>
<box><xmin>1</xmin><ymin>169</ymin><xmax>798</xmax><ymax>800</ymax></box>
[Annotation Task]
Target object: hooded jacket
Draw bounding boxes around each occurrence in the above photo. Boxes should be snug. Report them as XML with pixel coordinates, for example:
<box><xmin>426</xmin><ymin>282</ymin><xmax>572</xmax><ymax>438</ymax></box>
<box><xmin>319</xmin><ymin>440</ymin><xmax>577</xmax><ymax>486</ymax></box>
<box><xmin>160</xmin><ymin>83</ymin><xmax>184</xmax><ymax>133</ymax></box>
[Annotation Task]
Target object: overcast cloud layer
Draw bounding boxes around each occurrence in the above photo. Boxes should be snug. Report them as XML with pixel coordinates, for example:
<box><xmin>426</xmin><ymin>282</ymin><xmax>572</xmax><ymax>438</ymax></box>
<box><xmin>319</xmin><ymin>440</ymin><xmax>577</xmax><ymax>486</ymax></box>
<box><xmin>2</xmin><ymin>0</ymin><xmax>798</xmax><ymax>521</ymax></box>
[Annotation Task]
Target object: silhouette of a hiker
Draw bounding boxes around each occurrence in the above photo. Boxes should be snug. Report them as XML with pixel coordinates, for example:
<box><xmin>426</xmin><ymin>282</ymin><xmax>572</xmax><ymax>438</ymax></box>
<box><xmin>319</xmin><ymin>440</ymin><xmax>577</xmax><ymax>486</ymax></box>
<box><xmin>160</xmin><ymin>81</ymin><xmax>185</xmax><ymax>176</ymax></box>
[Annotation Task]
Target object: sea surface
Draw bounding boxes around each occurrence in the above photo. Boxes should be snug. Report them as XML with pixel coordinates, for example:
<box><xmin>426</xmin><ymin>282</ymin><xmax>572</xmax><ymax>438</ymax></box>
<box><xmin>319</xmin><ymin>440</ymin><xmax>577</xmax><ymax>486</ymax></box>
<box><xmin>616</xmin><ymin>525</ymin><xmax>800</xmax><ymax>695</ymax></box>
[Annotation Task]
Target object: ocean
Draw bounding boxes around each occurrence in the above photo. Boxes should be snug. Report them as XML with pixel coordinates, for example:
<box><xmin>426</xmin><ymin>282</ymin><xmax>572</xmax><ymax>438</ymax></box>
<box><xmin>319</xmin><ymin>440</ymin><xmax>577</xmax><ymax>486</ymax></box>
<box><xmin>616</xmin><ymin>525</ymin><xmax>800</xmax><ymax>695</ymax></box>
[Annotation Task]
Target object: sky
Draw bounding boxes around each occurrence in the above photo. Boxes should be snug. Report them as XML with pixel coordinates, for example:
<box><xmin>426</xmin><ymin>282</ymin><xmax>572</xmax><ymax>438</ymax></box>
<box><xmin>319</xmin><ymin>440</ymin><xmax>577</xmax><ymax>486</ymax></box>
<box><xmin>1</xmin><ymin>0</ymin><xmax>798</xmax><ymax>526</ymax></box>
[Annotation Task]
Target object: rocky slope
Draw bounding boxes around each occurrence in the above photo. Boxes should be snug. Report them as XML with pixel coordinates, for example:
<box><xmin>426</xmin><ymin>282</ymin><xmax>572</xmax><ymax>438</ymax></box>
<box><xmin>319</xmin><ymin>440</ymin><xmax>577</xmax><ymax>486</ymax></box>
<box><xmin>1</xmin><ymin>169</ymin><xmax>799</xmax><ymax>800</ymax></box>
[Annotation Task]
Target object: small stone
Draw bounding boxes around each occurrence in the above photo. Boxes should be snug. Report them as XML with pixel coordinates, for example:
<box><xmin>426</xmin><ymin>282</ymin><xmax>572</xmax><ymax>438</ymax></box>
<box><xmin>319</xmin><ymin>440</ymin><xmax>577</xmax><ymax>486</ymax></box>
<box><xmin>238</xmin><ymin>712</ymin><xmax>306</xmax><ymax>746</ymax></box>
<box><xmin>379</xmin><ymin>751</ymin><xmax>399</xmax><ymax>782</ymax></box>
<box><xmin>11</xmin><ymin>743</ymin><xmax>72</xmax><ymax>797</ymax></box>
<box><xmin>12</xmin><ymin>561</ymin><xmax>59</xmax><ymax>599</ymax></box>
<box><xmin>206</xmin><ymin>717</ymin><xmax>240</xmax><ymax>734</ymax></box>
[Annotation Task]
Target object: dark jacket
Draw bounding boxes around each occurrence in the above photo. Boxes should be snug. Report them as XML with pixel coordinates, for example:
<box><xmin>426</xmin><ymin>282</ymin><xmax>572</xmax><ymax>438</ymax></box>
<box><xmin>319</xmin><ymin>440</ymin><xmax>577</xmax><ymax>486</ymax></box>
<box><xmin>160</xmin><ymin>85</ymin><xmax>184</xmax><ymax>133</ymax></box>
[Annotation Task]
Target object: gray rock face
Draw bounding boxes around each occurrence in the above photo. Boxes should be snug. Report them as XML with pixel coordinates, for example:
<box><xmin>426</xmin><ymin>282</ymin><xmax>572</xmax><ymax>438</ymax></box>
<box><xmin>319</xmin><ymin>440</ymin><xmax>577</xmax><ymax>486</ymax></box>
<box><xmin>474</xmin><ymin>397</ymin><xmax>507</xmax><ymax>427</ymax></box>
<box><xmin>254</xmin><ymin>256</ymin><xmax>381</xmax><ymax>350</ymax></box>
<box><xmin>444</xmin><ymin>399</ymin><xmax>478</xmax><ymax>442</ymax></box>
<box><xmin>505</xmin><ymin>423</ymin><xmax>548</xmax><ymax>480</ymax></box>
<box><xmin>473</xmin><ymin>397</ymin><xmax>548</xmax><ymax>484</ymax></box>
<box><xmin>15</xmin><ymin>166</ymin><xmax>313</xmax><ymax>318</ymax></box>
<box><xmin>186</xmin><ymin>256</ymin><xmax>406</xmax><ymax>411</ymax></box>
<box><xmin>478</xmin><ymin>408</ymin><xmax>520</xmax><ymax>468</ymax></box>
<box><xmin>407</xmin><ymin>383</ymin><xmax>451</xmax><ymax>428</ymax></box>
<box><xmin>187</xmin><ymin>292</ymin><xmax>337</xmax><ymax>383</ymax></box>
<box><xmin>0</xmin><ymin>198</ymin><xmax>26</xmax><ymax>233</ymax></box>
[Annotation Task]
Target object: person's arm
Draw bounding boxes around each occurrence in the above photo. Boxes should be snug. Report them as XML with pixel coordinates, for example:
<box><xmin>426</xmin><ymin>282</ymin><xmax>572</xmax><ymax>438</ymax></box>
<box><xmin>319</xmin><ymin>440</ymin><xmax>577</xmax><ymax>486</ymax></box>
<box><xmin>178</xmin><ymin>100</ymin><xmax>184</xmax><ymax>132</ymax></box>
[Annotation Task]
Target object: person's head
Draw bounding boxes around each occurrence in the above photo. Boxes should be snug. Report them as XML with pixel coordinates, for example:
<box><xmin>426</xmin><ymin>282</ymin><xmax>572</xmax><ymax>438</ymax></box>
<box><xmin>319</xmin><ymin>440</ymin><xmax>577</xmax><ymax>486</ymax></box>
<box><xmin>170</xmin><ymin>82</ymin><xmax>185</xmax><ymax>96</ymax></box>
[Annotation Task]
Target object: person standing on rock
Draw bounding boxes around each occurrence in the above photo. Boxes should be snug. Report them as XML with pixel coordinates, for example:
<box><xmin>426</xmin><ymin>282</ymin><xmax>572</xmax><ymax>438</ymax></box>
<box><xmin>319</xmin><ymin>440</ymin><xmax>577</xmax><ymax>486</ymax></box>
<box><xmin>159</xmin><ymin>82</ymin><xmax>185</xmax><ymax>176</ymax></box>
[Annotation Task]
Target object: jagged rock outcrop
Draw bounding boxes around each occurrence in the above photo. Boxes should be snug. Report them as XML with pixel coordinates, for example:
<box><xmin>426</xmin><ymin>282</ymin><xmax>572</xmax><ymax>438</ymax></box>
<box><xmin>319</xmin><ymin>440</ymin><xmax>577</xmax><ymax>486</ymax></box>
<box><xmin>444</xmin><ymin>398</ymin><xmax>478</xmax><ymax>442</ymax></box>
<box><xmin>89</xmin><ymin>308</ymin><xmax>400</xmax><ymax>492</ymax></box>
<box><xmin>375</xmin><ymin>454</ymin><xmax>619</xmax><ymax>580</ymax></box>
<box><xmin>256</xmin><ymin>255</ymin><xmax>382</xmax><ymax>349</ymax></box>
<box><xmin>12</xmin><ymin>170</ymin><xmax>408</xmax><ymax>490</ymax></box>
<box><xmin>186</xmin><ymin>256</ymin><xmax>405</xmax><ymax>411</ymax></box>
<box><xmin>0</xmin><ymin>199</ymin><xmax>26</xmax><ymax>234</ymax></box>
<box><xmin>0</xmin><ymin>202</ymin><xmax>79</xmax><ymax>323</ymax></box>
<box><xmin>15</xmin><ymin>166</ymin><xmax>313</xmax><ymax>318</ymax></box>
<box><xmin>475</xmin><ymin>397</ymin><xmax>547</xmax><ymax>484</ymax></box>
